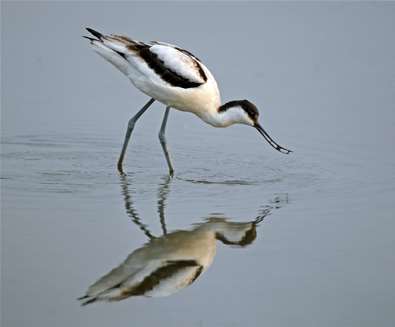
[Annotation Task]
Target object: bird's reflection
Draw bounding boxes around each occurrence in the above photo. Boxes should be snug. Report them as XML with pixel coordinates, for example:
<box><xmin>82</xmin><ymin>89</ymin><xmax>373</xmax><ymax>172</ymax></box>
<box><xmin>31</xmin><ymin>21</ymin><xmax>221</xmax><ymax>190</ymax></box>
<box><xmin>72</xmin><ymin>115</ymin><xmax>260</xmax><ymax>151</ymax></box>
<box><xmin>79</xmin><ymin>176</ymin><xmax>286</xmax><ymax>305</ymax></box>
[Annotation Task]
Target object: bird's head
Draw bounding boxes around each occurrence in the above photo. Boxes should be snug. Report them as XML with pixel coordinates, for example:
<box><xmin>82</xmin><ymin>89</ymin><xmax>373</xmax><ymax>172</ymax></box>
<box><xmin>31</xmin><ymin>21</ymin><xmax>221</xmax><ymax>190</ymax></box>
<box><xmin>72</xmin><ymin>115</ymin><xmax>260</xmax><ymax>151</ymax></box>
<box><xmin>219</xmin><ymin>100</ymin><xmax>292</xmax><ymax>154</ymax></box>
<box><xmin>215</xmin><ymin>221</ymin><xmax>257</xmax><ymax>247</ymax></box>
<box><xmin>200</xmin><ymin>218</ymin><xmax>258</xmax><ymax>247</ymax></box>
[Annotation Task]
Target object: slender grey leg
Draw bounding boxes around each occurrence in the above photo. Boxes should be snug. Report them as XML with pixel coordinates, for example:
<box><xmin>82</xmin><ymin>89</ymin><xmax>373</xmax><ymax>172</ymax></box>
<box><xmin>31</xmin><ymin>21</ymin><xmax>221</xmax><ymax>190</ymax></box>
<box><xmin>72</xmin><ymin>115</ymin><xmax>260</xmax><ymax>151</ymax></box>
<box><xmin>158</xmin><ymin>106</ymin><xmax>174</xmax><ymax>177</ymax></box>
<box><xmin>117</xmin><ymin>98</ymin><xmax>155</xmax><ymax>174</ymax></box>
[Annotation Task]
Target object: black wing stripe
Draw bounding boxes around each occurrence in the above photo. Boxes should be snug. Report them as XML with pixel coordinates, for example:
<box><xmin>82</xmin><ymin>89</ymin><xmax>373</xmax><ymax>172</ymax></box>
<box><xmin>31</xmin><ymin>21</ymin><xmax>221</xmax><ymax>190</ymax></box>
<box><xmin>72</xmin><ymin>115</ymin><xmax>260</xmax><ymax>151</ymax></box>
<box><xmin>174</xmin><ymin>46</ymin><xmax>207</xmax><ymax>82</ymax></box>
<box><xmin>123</xmin><ymin>260</ymin><xmax>201</xmax><ymax>296</ymax></box>
<box><xmin>139</xmin><ymin>46</ymin><xmax>205</xmax><ymax>89</ymax></box>
<box><xmin>188</xmin><ymin>265</ymin><xmax>204</xmax><ymax>285</ymax></box>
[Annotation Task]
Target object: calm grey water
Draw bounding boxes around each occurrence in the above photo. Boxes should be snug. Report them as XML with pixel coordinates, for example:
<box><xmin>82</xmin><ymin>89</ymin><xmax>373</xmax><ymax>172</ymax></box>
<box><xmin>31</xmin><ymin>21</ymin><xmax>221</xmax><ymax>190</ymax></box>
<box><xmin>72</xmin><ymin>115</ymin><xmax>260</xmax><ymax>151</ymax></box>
<box><xmin>2</xmin><ymin>2</ymin><xmax>395</xmax><ymax>327</ymax></box>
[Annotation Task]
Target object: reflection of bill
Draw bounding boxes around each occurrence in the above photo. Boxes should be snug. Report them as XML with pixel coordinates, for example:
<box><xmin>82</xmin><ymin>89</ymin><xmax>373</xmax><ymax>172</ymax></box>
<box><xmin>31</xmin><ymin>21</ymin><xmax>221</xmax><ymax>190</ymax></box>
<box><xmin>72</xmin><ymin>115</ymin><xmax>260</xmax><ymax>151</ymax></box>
<box><xmin>78</xmin><ymin>176</ymin><xmax>286</xmax><ymax>305</ymax></box>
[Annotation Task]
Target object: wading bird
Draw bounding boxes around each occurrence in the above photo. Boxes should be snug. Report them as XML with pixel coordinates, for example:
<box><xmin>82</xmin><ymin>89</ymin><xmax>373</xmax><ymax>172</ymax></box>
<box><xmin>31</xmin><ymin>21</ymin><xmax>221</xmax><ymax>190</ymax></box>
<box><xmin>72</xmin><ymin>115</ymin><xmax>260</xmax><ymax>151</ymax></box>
<box><xmin>84</xmin><ymin>28</ymin><xmax>292</xmax><ymax>176</ymax></box>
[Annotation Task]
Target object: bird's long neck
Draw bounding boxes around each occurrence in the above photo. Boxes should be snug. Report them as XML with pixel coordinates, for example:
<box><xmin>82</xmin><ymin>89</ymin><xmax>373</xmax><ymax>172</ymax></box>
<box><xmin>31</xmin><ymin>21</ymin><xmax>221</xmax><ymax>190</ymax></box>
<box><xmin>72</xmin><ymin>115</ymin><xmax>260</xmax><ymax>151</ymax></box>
<box><xmin>201</xmin><ymin>100</ymin><xmax>246</xmax><ymax>128</ymax></box>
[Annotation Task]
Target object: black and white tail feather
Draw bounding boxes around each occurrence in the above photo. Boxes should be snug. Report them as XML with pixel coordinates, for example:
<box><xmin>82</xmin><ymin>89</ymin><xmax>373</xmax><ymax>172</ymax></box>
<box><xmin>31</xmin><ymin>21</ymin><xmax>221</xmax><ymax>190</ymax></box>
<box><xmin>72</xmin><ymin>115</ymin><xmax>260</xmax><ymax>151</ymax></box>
<box><xmin>84</xmin><ymin>28</ymin><xmax>207</xmax><ymax>89</ymax></box>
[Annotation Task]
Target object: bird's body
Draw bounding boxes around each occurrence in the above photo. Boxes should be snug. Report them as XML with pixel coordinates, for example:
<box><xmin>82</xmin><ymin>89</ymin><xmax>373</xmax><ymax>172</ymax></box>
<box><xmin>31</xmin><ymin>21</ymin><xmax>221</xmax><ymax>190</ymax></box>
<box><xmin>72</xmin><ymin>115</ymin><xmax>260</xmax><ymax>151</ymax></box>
<box><xmin>84</xmin><ymin>28</ymin><xmax>291</xmax><ymax>175</ymax></box>
<box><xmin>87</xmin><ymin>31</ymin><xmax>224</xmax><ymax>125</ymax></box>
<box><xmin>83</xmin><ymin>229</ymin><xmax>216</xmax><ymax>302</ymax></box>
<box><xmin>78</xmin><ymin>218</ymin><xmax>256</xmax><ymax>305</ymax></box>
<box><xmin>131</xmin><ymin>47</ymin><xmax>219</xmax><ymax>117</ymax></box>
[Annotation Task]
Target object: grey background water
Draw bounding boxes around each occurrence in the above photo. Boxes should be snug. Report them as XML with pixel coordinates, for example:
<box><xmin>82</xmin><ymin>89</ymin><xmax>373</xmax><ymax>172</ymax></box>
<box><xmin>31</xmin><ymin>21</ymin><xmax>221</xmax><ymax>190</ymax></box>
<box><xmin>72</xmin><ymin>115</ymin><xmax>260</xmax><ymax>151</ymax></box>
<box><xmin>2</xmin><ymin>2</ymin><xmax>395</xmax><ymax>326</ymax></box>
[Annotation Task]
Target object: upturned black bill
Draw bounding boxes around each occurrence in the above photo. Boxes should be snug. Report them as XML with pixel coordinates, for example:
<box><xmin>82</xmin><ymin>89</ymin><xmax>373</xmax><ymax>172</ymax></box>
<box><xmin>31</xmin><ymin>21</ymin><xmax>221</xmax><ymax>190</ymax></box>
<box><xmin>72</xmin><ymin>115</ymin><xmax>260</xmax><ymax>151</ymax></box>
<box><xmin>255</xmin><ymin>124</ymin><xmax>292</xmax><ymax>154</ymax></box>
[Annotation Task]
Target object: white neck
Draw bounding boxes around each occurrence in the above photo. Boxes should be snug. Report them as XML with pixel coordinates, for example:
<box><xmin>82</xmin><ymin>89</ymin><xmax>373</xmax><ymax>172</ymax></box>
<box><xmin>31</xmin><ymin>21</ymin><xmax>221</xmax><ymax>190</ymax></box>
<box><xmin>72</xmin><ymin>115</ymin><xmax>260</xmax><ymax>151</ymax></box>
<box><xmin>200</xmin><ymin>104</ymin><xmax>251</xmax><ymax>128</ymax></box>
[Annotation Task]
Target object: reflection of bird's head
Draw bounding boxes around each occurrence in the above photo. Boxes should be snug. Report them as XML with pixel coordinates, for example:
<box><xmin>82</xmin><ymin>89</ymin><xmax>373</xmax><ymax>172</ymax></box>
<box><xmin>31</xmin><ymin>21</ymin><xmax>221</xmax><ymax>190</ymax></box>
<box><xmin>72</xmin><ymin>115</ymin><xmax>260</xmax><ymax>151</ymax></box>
<box><xmin>199</xmin><ymin>218</ymin><xmax>258</xmax><ymax>247</ymax></box>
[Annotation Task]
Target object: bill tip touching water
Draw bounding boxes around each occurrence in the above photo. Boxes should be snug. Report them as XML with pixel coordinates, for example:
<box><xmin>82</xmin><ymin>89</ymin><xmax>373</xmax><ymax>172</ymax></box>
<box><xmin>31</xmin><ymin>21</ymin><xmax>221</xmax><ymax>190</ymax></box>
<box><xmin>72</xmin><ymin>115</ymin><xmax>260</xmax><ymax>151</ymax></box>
<box><xmin>83</xmin><ymin>27</ymin><xmax>292</xmax><ymax>176</ymax></box>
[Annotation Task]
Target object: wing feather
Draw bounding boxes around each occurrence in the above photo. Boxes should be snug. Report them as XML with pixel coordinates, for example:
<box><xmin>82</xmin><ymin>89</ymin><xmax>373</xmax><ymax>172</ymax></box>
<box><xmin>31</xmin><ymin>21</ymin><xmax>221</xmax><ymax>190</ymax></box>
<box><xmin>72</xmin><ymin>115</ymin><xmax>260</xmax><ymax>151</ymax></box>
<box><xmin>149</xmin><ymin>45</ymin><xmax>205</xmax><ymax>84</ymax></box>
<box><xmin>85</xmin><ymin>28</ymin><xmax>207</xmax><ymax>89</ymax></box>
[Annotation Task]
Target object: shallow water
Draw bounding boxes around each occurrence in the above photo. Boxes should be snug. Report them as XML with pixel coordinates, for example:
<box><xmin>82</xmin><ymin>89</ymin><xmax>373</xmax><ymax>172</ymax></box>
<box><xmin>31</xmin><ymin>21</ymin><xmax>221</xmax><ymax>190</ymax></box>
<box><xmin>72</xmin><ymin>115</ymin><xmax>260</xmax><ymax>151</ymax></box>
<box><xmin>2</xmin><ymin>129</ymin><xmax>394</xmax><ymax>326</ymax></box>
<box><xmin>2</xmin><ymin>2</ymin><xmax>395</xmax><ymax>327</ymax></box>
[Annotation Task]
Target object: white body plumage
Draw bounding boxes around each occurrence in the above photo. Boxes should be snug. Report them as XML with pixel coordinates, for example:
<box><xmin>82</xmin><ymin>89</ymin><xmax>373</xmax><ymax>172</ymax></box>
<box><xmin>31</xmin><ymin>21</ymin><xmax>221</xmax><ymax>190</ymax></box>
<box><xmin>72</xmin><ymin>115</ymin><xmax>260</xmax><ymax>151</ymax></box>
<box><xmin>90</xmin><ymin>37</ymin><xmax>223</xmax><ymax>126</ymax></box>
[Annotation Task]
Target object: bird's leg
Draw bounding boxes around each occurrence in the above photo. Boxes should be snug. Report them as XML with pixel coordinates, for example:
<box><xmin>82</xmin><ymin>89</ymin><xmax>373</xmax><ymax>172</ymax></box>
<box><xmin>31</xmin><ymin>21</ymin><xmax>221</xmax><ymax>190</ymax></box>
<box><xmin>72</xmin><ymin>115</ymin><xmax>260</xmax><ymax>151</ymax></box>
<box><xmin>158</xmin><ymin>106</ymin><xmax>175</xmax><ymax>177</ymax></box>
<box><xmin>117</xmin><ymin>98</ymin><xmax>155</xmax><ymax>174</ymax></box>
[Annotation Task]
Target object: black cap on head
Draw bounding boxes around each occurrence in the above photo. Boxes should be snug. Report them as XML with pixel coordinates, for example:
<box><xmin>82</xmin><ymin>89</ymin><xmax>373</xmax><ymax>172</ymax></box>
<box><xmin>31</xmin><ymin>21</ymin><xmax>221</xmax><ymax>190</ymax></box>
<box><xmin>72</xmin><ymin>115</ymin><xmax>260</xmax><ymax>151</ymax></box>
<box><xmin>215</xmin><ymin>225</ymin><xmax>257</xmax><ymax>247</ymax></box>
<box><xmin>239</xmin><ymin>99</ymin><xmax>259</xmax><ymax>123</ymax></box>
<box><xmin>218</xmin><ymin>99</ymin><xmax>259</xmax><ymax>124</ymax></box>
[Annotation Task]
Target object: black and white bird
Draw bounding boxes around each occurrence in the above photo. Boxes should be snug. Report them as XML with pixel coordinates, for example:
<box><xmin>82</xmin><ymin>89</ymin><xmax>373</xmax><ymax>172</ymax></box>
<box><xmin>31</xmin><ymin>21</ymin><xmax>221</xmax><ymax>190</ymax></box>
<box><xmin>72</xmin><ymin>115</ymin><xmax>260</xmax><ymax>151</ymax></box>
<box><xmin>83</xmin><ymin>28</ymin><xmax>292</xmax><ymax>176</ymax></box>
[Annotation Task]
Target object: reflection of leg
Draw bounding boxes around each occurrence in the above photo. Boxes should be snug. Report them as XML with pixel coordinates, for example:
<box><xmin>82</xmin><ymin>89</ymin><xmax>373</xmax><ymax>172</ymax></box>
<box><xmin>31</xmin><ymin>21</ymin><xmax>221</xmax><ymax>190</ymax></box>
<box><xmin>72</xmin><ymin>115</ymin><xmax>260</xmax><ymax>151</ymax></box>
<box><xmin>158</xmin><ymin>106</ymin><xmax>175</xmax><ymax>177</ymax></box>
<box><xmin>117</xmin><ymin>98</ymin><xmax>155</xmax><ymax>174</ymax></box>
<box><xmin>119</xmin><ymin>174</ymin><xmax>155</xmax><ymax>240</ymax></box>
<box><xmin>157</xmin><ymin>176</ymin><xmax>172</xmax><ymax>235</ymax></box>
